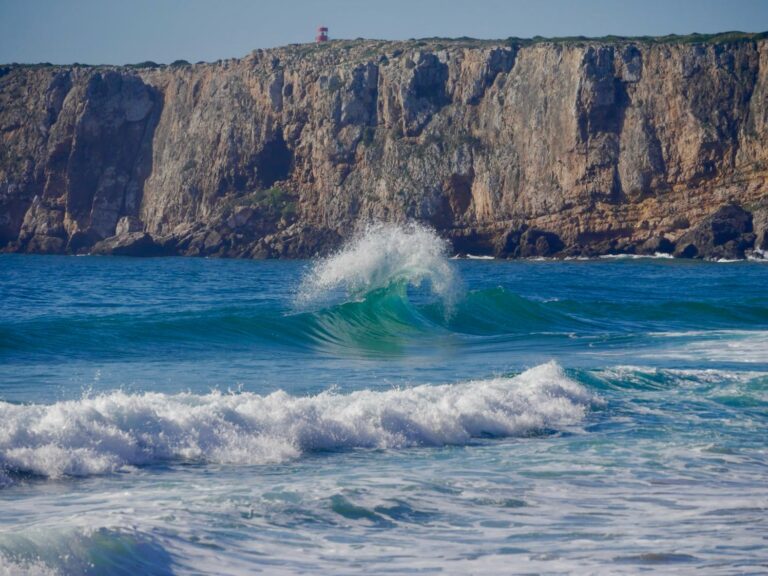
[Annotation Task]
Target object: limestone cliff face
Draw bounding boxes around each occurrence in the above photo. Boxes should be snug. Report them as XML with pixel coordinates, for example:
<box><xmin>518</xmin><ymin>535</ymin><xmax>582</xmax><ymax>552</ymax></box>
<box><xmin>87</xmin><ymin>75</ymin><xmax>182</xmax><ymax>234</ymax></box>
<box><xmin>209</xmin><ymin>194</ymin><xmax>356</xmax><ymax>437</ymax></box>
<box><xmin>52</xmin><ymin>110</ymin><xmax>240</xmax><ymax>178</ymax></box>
<box><xmin>2</xmin><ymin>37</ymin><xmax>768</xmax><ymax>258</ymax></box>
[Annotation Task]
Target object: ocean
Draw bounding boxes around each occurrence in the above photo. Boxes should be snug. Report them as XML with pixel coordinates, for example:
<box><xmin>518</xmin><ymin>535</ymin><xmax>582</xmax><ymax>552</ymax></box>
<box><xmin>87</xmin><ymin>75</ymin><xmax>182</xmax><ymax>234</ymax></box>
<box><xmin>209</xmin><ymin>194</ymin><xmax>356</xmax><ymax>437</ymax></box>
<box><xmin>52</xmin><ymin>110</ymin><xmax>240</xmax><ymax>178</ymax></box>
<box><xmin>1</xmin><ymin>224</ymin><xmax>766</xmax><ymax>575</ymax></box>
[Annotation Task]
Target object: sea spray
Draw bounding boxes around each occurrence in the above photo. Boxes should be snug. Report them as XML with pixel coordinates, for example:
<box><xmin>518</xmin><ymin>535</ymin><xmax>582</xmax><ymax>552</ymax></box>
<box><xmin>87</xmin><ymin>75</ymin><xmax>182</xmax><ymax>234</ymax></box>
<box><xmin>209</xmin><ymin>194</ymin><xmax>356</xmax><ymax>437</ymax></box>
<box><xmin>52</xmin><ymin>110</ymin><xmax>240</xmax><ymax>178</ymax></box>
<box><xmin>296</xmin><ymin>222</ymin><xmax>460</xmax><ymax>310</ymax></box>
<box><xmin>0</xmin><ymin>362</ymin><xmax>592</xmax><ymax>481</ymax></box>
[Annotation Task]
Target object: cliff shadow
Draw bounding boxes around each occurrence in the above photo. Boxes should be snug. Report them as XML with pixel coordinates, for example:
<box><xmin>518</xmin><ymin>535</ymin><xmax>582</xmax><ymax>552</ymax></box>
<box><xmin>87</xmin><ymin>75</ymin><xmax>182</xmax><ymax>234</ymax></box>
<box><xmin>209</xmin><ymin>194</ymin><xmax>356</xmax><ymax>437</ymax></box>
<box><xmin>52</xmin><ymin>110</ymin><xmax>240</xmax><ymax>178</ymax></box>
<box><xmin>256</xmin><ymin>131</ymin><xmax>293</xmax><ymax>189</ymax></box>
<box><xmin>65</xmin><ymin>72</ymin><xmax>163</xmax><ymax>251</ymax></box>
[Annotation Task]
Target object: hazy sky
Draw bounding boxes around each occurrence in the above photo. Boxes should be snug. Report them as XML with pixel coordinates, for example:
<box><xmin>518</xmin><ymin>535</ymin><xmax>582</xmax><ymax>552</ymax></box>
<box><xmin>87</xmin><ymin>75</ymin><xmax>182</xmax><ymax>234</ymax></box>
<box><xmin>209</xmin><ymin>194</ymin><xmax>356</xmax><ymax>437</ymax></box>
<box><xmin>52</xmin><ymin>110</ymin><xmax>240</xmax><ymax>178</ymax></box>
<box><xmin>2</xmin><ymin>0</ymin><xmax>768</xmax><ymax>65</ymax></box>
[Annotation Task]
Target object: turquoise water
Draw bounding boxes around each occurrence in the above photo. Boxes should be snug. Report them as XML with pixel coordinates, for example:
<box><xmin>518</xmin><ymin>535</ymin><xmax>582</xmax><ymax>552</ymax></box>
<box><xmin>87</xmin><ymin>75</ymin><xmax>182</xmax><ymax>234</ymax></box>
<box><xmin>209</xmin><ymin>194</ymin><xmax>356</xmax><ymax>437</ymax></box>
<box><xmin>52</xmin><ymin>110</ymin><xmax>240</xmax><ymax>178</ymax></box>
<box><xmin>1</xmin><ymin>225</ymin><xmax>767</xmax><ymax>574</ymax></box>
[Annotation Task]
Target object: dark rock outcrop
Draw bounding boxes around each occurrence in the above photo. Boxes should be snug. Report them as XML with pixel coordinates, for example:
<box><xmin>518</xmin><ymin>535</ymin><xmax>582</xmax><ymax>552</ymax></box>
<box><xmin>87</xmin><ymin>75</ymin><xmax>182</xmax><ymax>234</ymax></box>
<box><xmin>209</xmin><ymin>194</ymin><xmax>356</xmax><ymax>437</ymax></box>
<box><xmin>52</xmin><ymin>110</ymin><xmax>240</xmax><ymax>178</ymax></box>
<box><xmin>2</xmin><ymin>36</ymin><xmax>768</xmax><ymax>258</ymax></box>
<box><xmin>91</xmin><ymin>231</ymin><xmax>165</xmax><ymax>257</ymax></box>
<box><xmin>673</xmin><ymin>203</ymin><xmax>756</xmax><ymax>259</ymax></box>
<box><xmin>494</xmin><ymin>226</ymin><xmax>564</xmax><ymax>258</ymax></box>
<box><xmin>750</xmin><ymin>198</ymin><xmax>768</xmax><ymax>252</ymax></box>
<box><xmin>637</xmin><ymin>236</ymin><xmax>674</xmax><ymax>255</ymax></box>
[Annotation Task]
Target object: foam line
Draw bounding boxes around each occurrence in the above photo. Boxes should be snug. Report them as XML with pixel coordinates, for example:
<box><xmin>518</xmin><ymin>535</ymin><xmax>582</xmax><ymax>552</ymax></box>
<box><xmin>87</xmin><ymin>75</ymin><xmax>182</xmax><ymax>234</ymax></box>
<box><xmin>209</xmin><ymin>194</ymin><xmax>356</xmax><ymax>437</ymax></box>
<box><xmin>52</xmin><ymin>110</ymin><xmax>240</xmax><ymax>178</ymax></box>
<box><xmin>0</xmin><ymin>362</ymin><xmax>592</xmax><ymax>480</ymax></box>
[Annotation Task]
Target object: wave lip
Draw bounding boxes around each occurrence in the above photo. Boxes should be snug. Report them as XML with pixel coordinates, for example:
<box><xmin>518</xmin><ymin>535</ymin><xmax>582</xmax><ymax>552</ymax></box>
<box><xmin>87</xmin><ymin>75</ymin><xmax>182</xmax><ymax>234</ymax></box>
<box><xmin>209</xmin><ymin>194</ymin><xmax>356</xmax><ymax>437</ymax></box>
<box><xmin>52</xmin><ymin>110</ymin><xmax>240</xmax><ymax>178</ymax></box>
<box><xmin>0</xmin><ymin>526</ymin><xmax>174</xmax><ymax>576</ymax></box>
<box><xmin>296</xmin><ymin>222</ymin><xmax>460</xmax><ymax>308</ymax></box>
<box><xmin>0</xmin><ymin>362</ymin><xmax>593</xmax><ymax>482</ymax></box>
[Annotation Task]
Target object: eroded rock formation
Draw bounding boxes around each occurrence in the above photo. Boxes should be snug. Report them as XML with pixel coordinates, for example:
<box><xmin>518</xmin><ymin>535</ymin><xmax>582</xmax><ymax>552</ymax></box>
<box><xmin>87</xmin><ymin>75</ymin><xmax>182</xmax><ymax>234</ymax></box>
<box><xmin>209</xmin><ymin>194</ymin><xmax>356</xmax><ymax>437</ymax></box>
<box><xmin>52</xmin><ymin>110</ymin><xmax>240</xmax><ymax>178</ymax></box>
<box><xmin>2</xmin><ymin>36</ymin><xmax>768</xmax><ymax>258</ymax></box>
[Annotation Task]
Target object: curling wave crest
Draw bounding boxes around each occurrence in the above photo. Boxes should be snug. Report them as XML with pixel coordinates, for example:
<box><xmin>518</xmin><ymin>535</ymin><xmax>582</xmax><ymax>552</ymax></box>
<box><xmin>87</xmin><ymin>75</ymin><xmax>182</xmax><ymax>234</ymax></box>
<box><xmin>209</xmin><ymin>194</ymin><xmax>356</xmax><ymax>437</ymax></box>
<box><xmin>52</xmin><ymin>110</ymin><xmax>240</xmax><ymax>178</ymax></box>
<box><xmin>297</xmin><ymin>222</ymin><xmax>459</xmax><ymax>308</ymax></box>
<box><xmin>0</xmin><ymin>362</ymin><xmax>592</xmax><ymax>482</ymax></box>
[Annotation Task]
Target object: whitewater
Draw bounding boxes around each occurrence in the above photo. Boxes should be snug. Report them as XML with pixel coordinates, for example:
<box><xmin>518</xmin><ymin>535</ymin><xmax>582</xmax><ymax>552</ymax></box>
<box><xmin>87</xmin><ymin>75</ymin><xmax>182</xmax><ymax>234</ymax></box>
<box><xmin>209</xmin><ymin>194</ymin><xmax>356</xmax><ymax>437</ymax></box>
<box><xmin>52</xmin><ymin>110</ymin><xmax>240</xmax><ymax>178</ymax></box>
<box><xmin>0</xmin><ymin>363</ymin><xmax>592</xmax><ymax>481</ymax></box>
<box><xmin>1</xmin><ymin>224</ymin><xmax>767</xmax><ymax>575</ymax></box>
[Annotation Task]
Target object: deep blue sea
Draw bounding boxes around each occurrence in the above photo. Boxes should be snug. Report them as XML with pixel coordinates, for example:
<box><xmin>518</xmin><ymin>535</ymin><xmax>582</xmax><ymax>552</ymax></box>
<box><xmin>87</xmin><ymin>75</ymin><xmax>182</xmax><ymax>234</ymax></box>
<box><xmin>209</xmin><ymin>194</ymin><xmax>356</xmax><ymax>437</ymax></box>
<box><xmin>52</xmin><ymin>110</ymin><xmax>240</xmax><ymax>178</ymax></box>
<box><xmin>1</xmin><ymin>224</ymin><xmax>767</xmax><ymax>575</ymax></box>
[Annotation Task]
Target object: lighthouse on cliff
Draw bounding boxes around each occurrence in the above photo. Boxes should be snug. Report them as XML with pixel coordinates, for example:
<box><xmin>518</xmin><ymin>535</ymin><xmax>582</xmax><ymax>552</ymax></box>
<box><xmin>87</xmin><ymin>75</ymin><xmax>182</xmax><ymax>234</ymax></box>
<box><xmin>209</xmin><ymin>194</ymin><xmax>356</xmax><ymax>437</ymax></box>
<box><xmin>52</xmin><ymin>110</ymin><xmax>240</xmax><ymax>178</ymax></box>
<box><xmin>316</xmin><ymin>26</ymin><xmax>329</xmax><ymax>43</ymax></box>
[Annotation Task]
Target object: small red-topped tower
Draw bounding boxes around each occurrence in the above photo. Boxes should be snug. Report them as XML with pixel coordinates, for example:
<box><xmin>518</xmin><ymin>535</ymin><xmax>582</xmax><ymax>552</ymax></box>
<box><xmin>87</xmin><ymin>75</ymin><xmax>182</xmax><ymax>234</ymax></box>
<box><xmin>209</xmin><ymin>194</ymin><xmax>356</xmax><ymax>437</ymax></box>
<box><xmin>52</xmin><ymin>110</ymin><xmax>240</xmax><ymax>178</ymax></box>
<box><xmin>316</xmin><ymin>26</ymin><xmax>329</xmax><ymax>43</ymax></box>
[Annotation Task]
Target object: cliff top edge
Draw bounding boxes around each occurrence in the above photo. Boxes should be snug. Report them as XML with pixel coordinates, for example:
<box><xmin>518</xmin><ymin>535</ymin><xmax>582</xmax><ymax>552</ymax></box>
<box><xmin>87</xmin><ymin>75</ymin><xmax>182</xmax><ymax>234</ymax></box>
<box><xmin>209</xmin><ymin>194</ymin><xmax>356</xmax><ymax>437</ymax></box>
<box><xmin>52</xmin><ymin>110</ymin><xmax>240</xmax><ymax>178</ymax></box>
<box><xmin>3</xmin><ymin>30</ymin><xmax>767</xmax><ymax>69</ymax></box>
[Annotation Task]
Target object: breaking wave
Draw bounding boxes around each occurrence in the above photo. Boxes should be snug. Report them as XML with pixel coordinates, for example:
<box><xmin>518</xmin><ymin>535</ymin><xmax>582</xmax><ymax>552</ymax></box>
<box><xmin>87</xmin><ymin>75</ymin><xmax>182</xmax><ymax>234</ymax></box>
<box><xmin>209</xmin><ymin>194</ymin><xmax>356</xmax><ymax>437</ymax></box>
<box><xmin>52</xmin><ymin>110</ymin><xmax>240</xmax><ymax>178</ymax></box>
<box><xmin>296</xmin><ymin>222</ymin><xmax>460</xmax><ymax>309</ymax></box>
<box><xmin>4</xmin><ymin>222</ymin><xmax>767</xmax><ymax>360</ymax></box>
<box><xmin>0</xmin><ymin>527</ymin><xmax>173</xmax><ymax>576</ymax></box>
<box><xmin>0</xmin><ymin>362</ymin><xmax>592</xmax><ymax>482</ymax></box>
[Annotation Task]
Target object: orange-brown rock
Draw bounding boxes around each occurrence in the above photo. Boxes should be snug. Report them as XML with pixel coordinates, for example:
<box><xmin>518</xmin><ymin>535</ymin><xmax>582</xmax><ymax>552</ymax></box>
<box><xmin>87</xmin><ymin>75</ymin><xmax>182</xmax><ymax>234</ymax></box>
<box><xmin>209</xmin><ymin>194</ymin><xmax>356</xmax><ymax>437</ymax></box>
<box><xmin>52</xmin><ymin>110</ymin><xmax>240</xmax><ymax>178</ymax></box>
<box><xmin>2</xmin><ymin>36</ymin><xmax>767</xmax><ymax>258</ymax></box>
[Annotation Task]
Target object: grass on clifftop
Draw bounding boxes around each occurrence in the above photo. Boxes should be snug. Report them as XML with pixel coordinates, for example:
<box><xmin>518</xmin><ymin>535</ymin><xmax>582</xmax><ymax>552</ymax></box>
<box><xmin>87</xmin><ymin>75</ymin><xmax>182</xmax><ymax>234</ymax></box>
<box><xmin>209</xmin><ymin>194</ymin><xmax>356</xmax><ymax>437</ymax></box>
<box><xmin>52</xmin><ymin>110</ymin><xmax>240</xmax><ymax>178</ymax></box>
<box><xmin>504</xmin><ymin>31</ymin><xmax>768</xmax><ymax>46</ymax></box>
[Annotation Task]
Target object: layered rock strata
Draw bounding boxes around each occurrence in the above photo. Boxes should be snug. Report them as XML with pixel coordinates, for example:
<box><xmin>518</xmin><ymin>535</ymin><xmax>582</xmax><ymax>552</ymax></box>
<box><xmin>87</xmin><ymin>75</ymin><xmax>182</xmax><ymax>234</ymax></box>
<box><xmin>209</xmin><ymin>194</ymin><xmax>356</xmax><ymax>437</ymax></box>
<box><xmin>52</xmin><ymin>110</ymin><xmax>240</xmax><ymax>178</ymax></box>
<box><xmin>2</xmin><ymin>36</ymin><xmax>768</xmax><ymax>258</ymax></box>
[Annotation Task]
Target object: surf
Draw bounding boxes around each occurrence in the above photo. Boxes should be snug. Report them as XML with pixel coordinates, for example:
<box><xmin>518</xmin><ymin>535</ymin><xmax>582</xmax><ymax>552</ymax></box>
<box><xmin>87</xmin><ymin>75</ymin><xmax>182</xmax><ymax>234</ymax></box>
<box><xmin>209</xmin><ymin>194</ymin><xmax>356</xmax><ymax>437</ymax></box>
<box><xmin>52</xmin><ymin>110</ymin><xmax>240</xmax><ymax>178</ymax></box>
<box><xmin>0</xmin><ymin>362</ymin><xmax>593</xmax><ymax>484</ymax></box>
<box><xmin>296</xmin><ymin>222</ymin><xmax>460</xmax><ymax>310</ymax></box>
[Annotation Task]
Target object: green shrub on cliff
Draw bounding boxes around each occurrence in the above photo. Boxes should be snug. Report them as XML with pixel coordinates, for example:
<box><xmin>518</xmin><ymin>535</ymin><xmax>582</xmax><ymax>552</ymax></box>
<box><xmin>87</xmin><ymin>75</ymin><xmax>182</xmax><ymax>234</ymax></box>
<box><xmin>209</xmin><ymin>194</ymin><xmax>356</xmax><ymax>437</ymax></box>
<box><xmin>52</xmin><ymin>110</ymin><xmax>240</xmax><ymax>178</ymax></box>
<box><xmin>127</xmin><ymin>61</ymin><xmax>161</xmax><ymax>69</ymax></box>
<box><xmin>218</xmin><ymin>187</ymin><xmax>297</xmax><ymax>222</ymax></box>
<box><xmin>505</xmin><ymin>30</ymin><xmax>768</xmax><ymax>48</ymax></box>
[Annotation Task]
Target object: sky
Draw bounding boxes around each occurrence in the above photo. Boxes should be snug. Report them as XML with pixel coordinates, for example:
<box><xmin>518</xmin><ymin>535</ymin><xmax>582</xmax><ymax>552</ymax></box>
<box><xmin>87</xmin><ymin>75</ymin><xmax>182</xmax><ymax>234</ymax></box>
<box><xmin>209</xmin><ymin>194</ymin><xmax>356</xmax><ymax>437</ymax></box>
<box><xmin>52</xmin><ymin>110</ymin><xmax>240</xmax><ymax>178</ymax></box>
<box><xmin>1</xmin><ymin>0</ymin><xmax>768</xmax><ymax>65</ymax></box>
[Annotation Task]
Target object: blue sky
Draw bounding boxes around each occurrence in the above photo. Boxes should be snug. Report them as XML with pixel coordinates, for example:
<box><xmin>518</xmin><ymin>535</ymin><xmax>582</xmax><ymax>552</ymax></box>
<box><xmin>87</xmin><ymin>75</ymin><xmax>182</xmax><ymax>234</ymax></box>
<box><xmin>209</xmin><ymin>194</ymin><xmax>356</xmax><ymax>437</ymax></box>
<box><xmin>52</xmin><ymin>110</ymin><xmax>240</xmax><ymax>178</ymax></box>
<box><xmin>2</xmin><ymin>0</ymin><xmax>768</xmax><ymax>65</ymax></box>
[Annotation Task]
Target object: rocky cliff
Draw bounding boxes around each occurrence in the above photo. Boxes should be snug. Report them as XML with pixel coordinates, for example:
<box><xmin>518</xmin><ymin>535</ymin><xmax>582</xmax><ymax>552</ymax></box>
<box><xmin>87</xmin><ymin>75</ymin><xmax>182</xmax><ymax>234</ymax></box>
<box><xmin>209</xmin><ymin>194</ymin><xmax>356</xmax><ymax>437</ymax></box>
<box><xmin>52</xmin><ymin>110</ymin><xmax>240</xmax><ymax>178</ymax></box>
<box><xmin>2</xmin><ymin>34</ymin><xmax>768</xmax><ymax>259</ymax></box>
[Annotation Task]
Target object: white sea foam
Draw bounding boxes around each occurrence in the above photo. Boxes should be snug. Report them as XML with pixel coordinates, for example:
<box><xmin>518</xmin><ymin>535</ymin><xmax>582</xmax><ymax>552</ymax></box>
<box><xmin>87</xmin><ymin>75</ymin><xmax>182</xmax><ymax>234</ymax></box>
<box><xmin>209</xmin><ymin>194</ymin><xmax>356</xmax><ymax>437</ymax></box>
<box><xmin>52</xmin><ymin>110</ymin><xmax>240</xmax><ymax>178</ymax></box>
<box><xmin>747</xmin><ymin>247</ymin><xmax>767</xmax><ymax>261</ymax></box>
<box><xmin>644</xmin><ymin>330</ymin><xmax>768</xmax><ymax>364</ymax></box>
<box><xmin>0</xmin><ymin>362</ymin><xmax>592</xmax><ymax>480</ymax></box>
<box><xmin>0</xmin><ymin>559</ymin><xmax>59</xmax><ymax>576</ymax></box>
<box><xmin>297</xmin><ymin>222</ymin><xmax>459</xmax><ymax>307</ymax></box>
<box><xmin>465</xmin><ymin>254</ymin><xmax>495</xmax><ymax>260</ymax></box>
<box><xmin>598</xmin><ymin>253</ymin><xmax>674</xmax><ymax>260</ymax></box>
